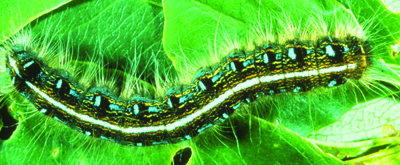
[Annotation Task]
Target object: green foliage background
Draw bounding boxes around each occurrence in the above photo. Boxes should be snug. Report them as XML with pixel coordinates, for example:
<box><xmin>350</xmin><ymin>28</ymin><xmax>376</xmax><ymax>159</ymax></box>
<box><xmin>0</xmin><ymin>0</ymin><xmax>399</xmax><ymax>164</ymax></box>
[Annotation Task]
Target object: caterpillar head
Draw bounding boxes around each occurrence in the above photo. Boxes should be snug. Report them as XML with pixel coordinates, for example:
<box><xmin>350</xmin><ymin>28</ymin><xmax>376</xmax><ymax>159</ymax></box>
<box><xmin>5</xmin><ymin>46</ymin><xmax>46</xmax><ymax>87</ymax></box>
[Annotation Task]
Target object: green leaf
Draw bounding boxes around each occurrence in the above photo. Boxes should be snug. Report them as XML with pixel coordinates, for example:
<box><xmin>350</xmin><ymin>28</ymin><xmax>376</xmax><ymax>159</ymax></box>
<box><xmin>30</xmin><ymin>0</ymin><xmax>170</xmax><ymax>81</ymax></box>
<box><xmin>309</xmin><ymin>98</ymin><xmax>400</xmax><ymax>142</ymax></box>
<box><xmin>1</xmin><ymin>0</ymin><xmax>400</xmax><ymax>164</ymax></box>
<box><xmin>0</xmin><ymin>0</ymin><xmax>71</xmax><ymax>41</ymax></box>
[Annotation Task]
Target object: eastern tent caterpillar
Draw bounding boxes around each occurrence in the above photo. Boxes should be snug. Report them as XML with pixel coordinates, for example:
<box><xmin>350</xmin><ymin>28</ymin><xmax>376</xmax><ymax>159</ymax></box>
<box><xmin>1</xmin><ymin>0</ymin><xmax>400</xmax><ymax>164</ymax></box>
<box><xmin>3</xmin><ymin>33</ymin><xmax>371</xmax><ymax>146</ymax></box>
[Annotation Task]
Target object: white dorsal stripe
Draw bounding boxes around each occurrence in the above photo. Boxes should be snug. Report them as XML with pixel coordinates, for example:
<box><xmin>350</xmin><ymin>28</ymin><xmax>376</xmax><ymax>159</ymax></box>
<box><xmin>25</xmin><ymin>63</ymin><xmax>356</xmax><ymax>134</ymax></box>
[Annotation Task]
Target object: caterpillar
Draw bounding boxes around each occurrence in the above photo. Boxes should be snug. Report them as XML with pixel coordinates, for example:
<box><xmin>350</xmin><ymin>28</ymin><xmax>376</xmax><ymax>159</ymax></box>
<box><xmin>3</xmin><ymin>33</ymin><xmax>370</xmax><ymax>146</ymax></box>
<box><xmin>1</xmin><ymin>0</ymin><xmax>400</xmax><ymax>164</ymax></box>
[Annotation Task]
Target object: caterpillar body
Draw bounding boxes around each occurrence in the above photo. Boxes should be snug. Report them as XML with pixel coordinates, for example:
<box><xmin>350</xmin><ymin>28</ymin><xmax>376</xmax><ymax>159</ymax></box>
<box><xmin>1</xmin><ymin>0</ymin><xmax>400</xmax><ymax>164</ymax></box>
<box><xmin>4</xmin><ymin>35</ymin><xmax>369</xmax><ymax>146</ymax></box>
